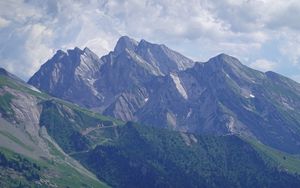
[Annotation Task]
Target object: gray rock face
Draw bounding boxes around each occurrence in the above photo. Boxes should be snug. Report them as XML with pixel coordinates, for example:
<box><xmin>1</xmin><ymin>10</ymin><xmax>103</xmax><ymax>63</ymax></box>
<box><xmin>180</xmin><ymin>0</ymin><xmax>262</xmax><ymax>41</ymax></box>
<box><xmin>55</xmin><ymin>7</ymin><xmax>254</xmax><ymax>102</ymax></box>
<box><xmin>28</xmin><ymin>36</ymin><xmax>300</xmax><ymax>154</ymax></box>
<box><xmin>28</xmin><ymin>47</ymin><xmax>102</xmax><ymax>108</ymax></box>
<box><xmin>114</xmin><ymin>36</ymin><xmax>138</xmax><ymax>55</ymax></box>
<box><xmin>94</xmin><ymin>36</ymin><xmax>194</xmax><ymax>116</ymax></box>
<box><xmin>0</xmin><ymin>68</ymin><xmax>8</xmax><ymax>76</ymax></box>
<box><xmin>28</xmin><ymin>36</ymin><xmax>194</xmax><ymax>113</ymax></box>
<box><xmin>135</xmin><ymin>39</ymin><xmax>194</xmax><ymax>75</ymax></box>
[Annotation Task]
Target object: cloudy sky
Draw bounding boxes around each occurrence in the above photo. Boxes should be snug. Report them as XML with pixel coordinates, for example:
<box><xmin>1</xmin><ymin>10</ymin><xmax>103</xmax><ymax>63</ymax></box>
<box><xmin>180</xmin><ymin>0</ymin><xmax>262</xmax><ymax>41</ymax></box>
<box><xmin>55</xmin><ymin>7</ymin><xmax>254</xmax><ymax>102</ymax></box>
<box><xmin>1</xmin><ymin>0</ymin><xmax>300</xmax><ymax>82</ymax></box>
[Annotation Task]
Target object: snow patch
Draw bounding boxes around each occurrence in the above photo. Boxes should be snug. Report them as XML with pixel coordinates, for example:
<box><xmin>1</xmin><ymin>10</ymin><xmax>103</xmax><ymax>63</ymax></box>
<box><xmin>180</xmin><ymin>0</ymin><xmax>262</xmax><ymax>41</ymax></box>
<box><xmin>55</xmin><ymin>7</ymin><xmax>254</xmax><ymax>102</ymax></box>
<box><xmin>227</xmin><ymin>116</ymin><xmax>235</xmax><ymax>133</ymax></box>
<box><xmin>180</xmin><ymin>132</ymin><xmax>198</xmax><ymax>146</ymax></box>
<box><xmin>190</xmin><ymin>134</ymin><xmax>198</xmax><ymax>143</ymax></box>
<box><xmin>27</xmin><ymin>85</ymin><xmax>41</xmax><ymax>93</ymax></box>
<box><xmin>86</xmin><ymin>78</ymin><xmax>103</xmax><ymax>99</ymax></box>
<box><xmin>180</xmin><ymin>132</ymin><xmax>191</xmax><ymax>146</ymax></box>
<box><xmin>144</xmin><ymin>97</ymin><xmax>149</xmax><ymax>102</ymax></box>
<box><xmin>241</xmin><ymin>88</ymin><xmax>255</xmax><ymax>99</ymax></box>
<box><xmin>281</xmin><ymin>97</ymin><xmax>294</xmax><ymax>110</ymax></box>
<box><xmin>186</xmin><ymin>108</ymin><xmax>192</xmax><ymax>118</ymax></box>
<box><xmin>166</xmin><ymin>112</ymin><xmax>177</xmax><ymax>128</ymax></box>
<box><xmin>170</xmin><ymin>73</ymin><xmax>188</xmax><ymax>100</ymax></box>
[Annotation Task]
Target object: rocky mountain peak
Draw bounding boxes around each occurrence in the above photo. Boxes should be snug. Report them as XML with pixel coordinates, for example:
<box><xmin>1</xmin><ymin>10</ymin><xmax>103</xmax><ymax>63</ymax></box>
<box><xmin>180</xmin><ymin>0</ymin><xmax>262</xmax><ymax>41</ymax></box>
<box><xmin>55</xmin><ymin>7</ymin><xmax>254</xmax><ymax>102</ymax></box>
<box><xmin>265</xmin><ymin>71</ymin><xmax>283</xmax><ymax>80</ymax></box>
<box><xmin>72</xmin><ymin>46</ymin><xmax>82</xmax><ymax>52</ymax></box>
<box><xmin>134</xmin><ymin>38</ymin><xmax>194</xmax><ymax>75</ymax></box>
<box><xmin>206</xmin><ymin>53</ymin><xmax>243</xmax><ymax>68</ymax></box>
<box><xmin>0</xmin><ymin>67</ymin><xmax>8</xmax><ymax>76</ymax></box>
<box><xmin>114</xmin><ymin>36</ymin><xmax>138</xmax><ymax>54</ymax></box>
<box><xmin>101</xmin><ymin>36</ymin><xmax>195</xmax><ymax>76</ymax></box>
<box><xmin>66</xmin><ymin>47</ymin><xmax>84</xmax><ymax>60</ymax></box>
<box><xmin>191</xmin><ymin>53</ymin><xmax>263</xmax><ymax>84</ymax></box>
<box><xmin>83</xmin><ymin>47</ymin><xmax>93</xmax><ymax>54</ymax></box>
<box><xmin>137</xmin><ymin>39</ymin><xmax>157</xmax><ymax>48</ymax></box>
<box><xmin>27</xmin><ymin>46</ymin><xmax>102</xmax><ymax>106</ymax></box>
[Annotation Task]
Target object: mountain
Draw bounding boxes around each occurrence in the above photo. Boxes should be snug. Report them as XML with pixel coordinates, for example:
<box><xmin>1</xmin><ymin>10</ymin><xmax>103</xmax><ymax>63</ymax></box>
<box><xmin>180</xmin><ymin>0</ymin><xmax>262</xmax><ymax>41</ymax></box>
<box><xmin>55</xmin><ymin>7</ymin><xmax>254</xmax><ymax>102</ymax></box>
<box><xmin>28</xmin><ymin>36</ymin><xmax>194</xmax><ymax>113</ymax></box>
<box><xmin>28</xmin><ymin>36</ymin><xmax>300</xmax><ymax>154</ymax></box>
<box><xmin>2</xmin><ymin>67</ymin><xmax>300</xmax><ymax>187</ymax></box>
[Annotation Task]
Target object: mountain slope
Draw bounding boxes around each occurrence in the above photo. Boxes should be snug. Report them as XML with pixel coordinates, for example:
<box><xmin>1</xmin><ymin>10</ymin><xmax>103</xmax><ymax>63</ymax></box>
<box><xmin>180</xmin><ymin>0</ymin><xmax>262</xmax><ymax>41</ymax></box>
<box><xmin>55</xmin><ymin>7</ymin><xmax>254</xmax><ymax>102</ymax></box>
<box><xmin>3</xmin><ymin>67</ymin><xmax>300</xmax><ymax>187</ymax></box>
<box><xmin>0</xmin><ymin>68</ymin><xmax>109</xmax><ymax>187</ymax></box>
<box><xmin>139</xmin><ymin>54</ymin><xmax>300</xmax><ymax>153</ymax></box>
<box><xmin>74</xmin><ymin>122</ymin><xmax>300</xmax><ymax>188</ymax></box>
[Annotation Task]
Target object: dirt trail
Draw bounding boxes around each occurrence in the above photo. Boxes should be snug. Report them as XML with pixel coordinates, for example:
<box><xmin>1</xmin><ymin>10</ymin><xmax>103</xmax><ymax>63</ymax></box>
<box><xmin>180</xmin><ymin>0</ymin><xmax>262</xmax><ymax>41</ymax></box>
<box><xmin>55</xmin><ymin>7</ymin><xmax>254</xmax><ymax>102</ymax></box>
<box><xmin>81</xmin><ymin>124</ymin><xmax>119</xmax><ymax>135</ymax></box>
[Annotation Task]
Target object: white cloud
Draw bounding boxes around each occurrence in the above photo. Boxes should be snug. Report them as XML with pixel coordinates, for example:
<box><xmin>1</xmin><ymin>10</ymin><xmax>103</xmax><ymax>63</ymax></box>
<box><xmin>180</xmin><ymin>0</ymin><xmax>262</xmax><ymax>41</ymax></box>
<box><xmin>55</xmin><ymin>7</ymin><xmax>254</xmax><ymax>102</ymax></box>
<box><xmin>265</xmin><ymin>0</ymin><xmax>300</xmax><ymax>31</ymax></box>
<box><xmin>0</xmin><ymin>0</ymin><xmax>300</xmax><ymax>81</ymax></box>
<box><xmin>250</xmin><ymin>59</ymin><xmax>277</xmax><ymax>72</ymax></box>
<box><xmin>0</xmin><ymin>0</ymin><xmax>119</xmax><ymax>79</ymax></box>
<box><xmin>279</xmin><ymin>32</ymin><xmax>300</xmax><ymax>65</ymax></box>
<box><xmin>0</xmin><ymin>17</ymin><xmax>10</xmax><ymax>28</ymax></box>
<box><xmin>100</xmin><ymin>0</ymin><xmax>229</xmax><ymax>41</ymax></box>
<box><xmin>291</xmin><ymin>75</ymin><xmax>300</xmax><ymax>83</ymax></box>
<box><xmin>0</xmin><ymin>0</ymin><xmax>43</xmax><ymax>23</ymax></box>
<box><xmin>24</xmin><ymin>24</ymin><xmax>54</xmax><ymax>74</ymax></box>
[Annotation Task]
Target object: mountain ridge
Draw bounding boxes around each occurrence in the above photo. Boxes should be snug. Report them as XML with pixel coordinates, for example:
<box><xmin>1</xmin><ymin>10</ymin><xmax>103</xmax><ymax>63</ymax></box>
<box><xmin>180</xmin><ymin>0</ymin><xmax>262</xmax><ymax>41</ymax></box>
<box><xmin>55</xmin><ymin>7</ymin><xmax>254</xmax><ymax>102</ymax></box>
<box><xmin>28</xmin><ymin>36</ymin><xmax>300</xmax><ymax>154</ymax></box>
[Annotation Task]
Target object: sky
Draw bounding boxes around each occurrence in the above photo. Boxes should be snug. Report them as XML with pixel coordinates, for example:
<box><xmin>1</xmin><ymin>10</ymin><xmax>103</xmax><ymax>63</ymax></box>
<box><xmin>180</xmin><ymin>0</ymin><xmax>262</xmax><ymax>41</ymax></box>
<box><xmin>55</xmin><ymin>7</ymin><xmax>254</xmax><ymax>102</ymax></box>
<box><xmin>1</xmin><ymin>0</ymin><xmax>300</xmax><ymax>82</ymax></box>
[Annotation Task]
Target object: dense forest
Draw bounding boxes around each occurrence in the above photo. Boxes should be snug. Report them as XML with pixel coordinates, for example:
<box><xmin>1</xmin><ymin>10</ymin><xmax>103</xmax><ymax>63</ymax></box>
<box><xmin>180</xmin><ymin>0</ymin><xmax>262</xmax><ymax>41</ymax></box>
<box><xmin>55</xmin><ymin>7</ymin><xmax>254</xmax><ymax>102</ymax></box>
<box><xmin>76</xmin><ymin>123</ymin><xmax>300</xmax><ymax>188</ymax></box>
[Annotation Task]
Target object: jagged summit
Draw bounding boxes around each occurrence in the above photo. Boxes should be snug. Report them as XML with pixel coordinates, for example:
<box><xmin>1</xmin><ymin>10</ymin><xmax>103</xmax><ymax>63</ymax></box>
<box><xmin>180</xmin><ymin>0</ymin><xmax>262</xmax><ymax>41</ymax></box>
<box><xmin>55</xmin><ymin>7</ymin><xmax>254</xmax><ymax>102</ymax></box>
<box><xmin>28</xmin><ymin>45</ymin><xmax>102</xmax><ymax>107</ymax></box>
<box><xmin>64</xmin><ymin>47</ymin><xmax>84</xmax><ymax>57</ymax></box>
<box><xmin>104</xmin><ymin>36</ymin><xmax>195</xmax><ymax>76</ymax></box>
<box><xmin>58</xmin><ymin>47</ymin><xmax>100</xmax><ymax>64</ymax></box>
<box><xmin>53</xmin><ymin>46</ymin><xmax>96</xmax><ymax>58</ymax></box>
<box><xmin>83</xmin><ymin>46</ymin><xmax>93</xmax><ymax>53</ymax></box>
<box><xmin>114</xmin><ymin>36</ymin><xmax>167</xmax><ymax>54</ymax></box>
<box><xmin>0</xmin><ymin>67</ymin><xmax>8</xmax><ymax>76</ymax></box>
<box><xmin>114</xmin><ymin>36</ymin><xmax>138</xmax><ymax>54</ymax></box>
<box><xmin>205</xmin><ymin>53</ymin><xmax>243</xmax><ymax>67</ymax></box>
<box><xmin>71</xmin><ymin>46</ymin><xmax>82</xmax><ymax>52</ymax></box>
<box><xmin>137</xmin><ymin>38</ymin><xmax>157</xmax><ymax>48</ymax></box>
<box><xmin>136</xmin><ymin>38</ymin><xmax>194</xmax><ymax>75</ymax></box>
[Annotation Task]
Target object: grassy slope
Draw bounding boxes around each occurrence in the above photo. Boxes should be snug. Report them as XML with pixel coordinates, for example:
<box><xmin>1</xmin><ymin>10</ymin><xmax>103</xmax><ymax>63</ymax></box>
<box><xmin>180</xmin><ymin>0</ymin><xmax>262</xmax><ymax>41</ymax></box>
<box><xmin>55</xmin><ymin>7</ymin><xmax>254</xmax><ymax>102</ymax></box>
<box><xmin>0</xmin><ymin>75</ymin><xmax>110</xmax><ymax>187</ymax></box>
<box><xmin>0</xmin><ymin>147</ymin><xmax>108</xmax><ymax>188</ymax></box>
<box><xmin>0</xmin><ymin>117</ymin><xmax>109</xmax><ymax>188</ymax></box>
<box><xmin>39</xmin><ymin>99</ymin><xmax>124</xmax><ymax>154</ymax></box>
<box><xmin>247</xmin><ymin>138</ymin><xmax>300</xmax><ymax>174</ymax></box>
